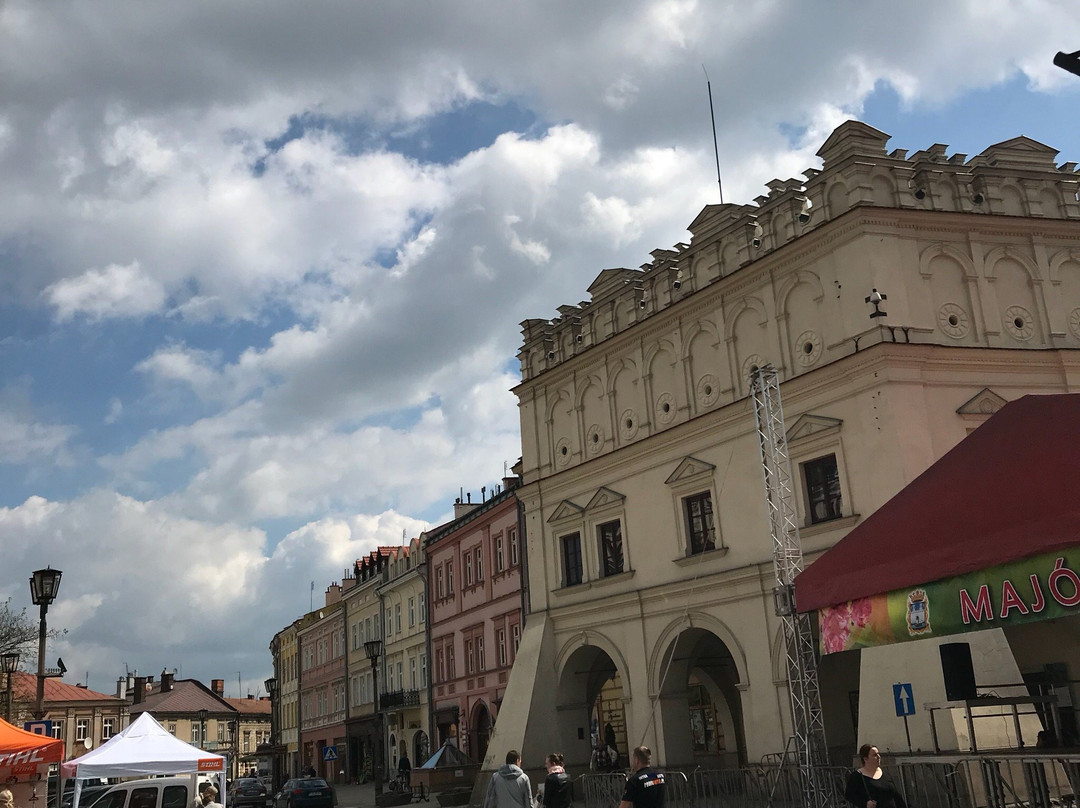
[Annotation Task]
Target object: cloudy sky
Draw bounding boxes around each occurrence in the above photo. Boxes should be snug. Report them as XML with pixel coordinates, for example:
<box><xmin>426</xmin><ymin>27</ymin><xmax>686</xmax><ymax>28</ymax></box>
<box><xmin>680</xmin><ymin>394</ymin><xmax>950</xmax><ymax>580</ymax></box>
<box><xmin>1</xmin><ymin>1</ymin><xmax>1078</xmax><ymax>699</ymax></box>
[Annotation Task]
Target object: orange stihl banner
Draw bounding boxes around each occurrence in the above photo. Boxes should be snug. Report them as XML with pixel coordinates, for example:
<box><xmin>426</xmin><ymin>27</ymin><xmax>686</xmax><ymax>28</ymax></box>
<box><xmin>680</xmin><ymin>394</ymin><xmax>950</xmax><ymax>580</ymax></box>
<box><xmin>199</xmin><ymin>758</ymin><xmax>224</xmax><ymax>771</ymax></box>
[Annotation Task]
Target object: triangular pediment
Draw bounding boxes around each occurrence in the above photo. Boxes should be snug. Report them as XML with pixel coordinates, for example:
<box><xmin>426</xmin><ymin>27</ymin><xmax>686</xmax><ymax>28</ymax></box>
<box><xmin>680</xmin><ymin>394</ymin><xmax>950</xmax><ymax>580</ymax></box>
<box><xmin>585</xmin><ymin>486</ymin><xmax>626</xmax><ymax>511</ymax></box>
<box><xmin>587</xmin><ymin>268</ymin><xmax>640</xmax><ymax>300</ymax></box>
<box><xmin>547</xmin><ymin>500</ymin><xmax>585</xmax><ymax>524</ymax></box>
<box><xmin>974</xmin><ymin>137</ymin><xmax>1059</xmax><ymax>171</ymax></box>
<box><xmin>664</xmin><ymin>456</ymin><xmax>716</xmax><ymax>486</ymax></box>
<box><xmin>957</xmin><ymin>388</ymin><xmax>1008</xmax><ymax>417</ymax></box>
<box><xmin>816</xmin><ymin>120</ymin><xmax>890</xmax><ymax>167</ymax></box>
<box><xmin>786</xmin><ymin>414</ymin><xmax>843</xmax><ymax>444</ymax></box>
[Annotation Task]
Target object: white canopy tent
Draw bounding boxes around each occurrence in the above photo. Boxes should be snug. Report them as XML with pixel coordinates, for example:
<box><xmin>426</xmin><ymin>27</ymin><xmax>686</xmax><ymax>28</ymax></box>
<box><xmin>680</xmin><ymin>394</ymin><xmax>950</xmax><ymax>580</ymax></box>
<box><xmin>68</xmin><ymin>713</ymin><xmax>227</xmax><ymax>808</ymax></box>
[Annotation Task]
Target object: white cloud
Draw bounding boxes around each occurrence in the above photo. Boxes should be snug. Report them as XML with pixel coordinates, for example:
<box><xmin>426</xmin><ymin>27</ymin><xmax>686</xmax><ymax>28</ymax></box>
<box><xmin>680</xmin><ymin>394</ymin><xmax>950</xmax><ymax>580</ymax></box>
<box><xmin>46</xmin><ymin>261</ymin><xmax>166</xmax><ymax>321</ymax></box>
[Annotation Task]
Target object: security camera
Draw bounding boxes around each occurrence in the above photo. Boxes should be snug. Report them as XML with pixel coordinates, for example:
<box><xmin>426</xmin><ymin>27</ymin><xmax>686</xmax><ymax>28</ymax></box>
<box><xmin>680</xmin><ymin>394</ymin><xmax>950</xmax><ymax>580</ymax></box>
<box><xmin>972</xmin><ymin>193</ymin><xmax>984</xmax><ymax>205</ymax></box>
<box><xmin>798</xmin><ymin>211</ymin><xmax>811</xmax><ymax>224</ymax></box>
<box><xmin>547</xmin><ymin>350</ymin><xmax>556</xmax><ymax>360</ymax></box>
<box><xmin>639</xmin><ymin>298</ymin><xmax>647</xmax><ymax>310</ymax></box>
<box><xmin>752</xmin><ymin>238</ymin><xmax>761</xmax><ymax>248</ymax></box>
<box><xmin>575</xmin><ymin>333</ymin><xmax>584</xmax><ymax>344</ymax></box>
<box><xmin>868</xmin><ymin>289</ymin><xmax>883</xmax><ymax>304</ymax></box>
<box><xmin>914</xmin><ymin>187</ymin><xmax>926</xmax><ymax>200</ymax></box>
<box><xmin>672</xmin><ymin>269</ymin><xmax>683</xmax><ymax>290</ymax></box>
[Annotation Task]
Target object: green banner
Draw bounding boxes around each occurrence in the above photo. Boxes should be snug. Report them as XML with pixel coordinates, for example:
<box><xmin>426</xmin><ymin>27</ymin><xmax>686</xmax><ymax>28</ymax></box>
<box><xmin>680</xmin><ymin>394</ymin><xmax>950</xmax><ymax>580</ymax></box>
<box><xmin>818</xmin><ymin>545</ymin><xmax>1080</xmax><ymax>654</ymax></box>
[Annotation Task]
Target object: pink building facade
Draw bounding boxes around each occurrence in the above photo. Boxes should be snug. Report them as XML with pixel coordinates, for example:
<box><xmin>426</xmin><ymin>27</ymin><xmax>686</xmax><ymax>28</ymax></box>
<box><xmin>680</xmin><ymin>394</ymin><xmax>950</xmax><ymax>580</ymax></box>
<box><xmin>298</xmin><ymin>592</ymin><xmax>347</xmax><ymax>782</ymax></box>
<box><xmin>425</xmin><ymin>482</ymin><xmax>523</xmax><ymax>764</ymax></box>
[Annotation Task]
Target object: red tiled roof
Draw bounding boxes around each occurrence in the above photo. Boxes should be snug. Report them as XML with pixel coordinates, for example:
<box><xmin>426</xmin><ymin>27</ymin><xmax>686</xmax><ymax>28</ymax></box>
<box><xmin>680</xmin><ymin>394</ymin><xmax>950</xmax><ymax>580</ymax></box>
<box><xmin>131</xmin><ymin>679</ymin><xmax>233</xmax><ymax>715</ymax></box>
<box><xmin>224</xmin><ymin>697</ymin><xmax>271</xmax><ymax>715</ymax></box>
<box><xmin>9</xmin><ymin>672</ymin><xmax>122</xmax><ymax>703</ymax></box>
<box><xmin>796</xmin><ymin>394</ymin><xmax>1080</xmax><ymax>612</ymax></box>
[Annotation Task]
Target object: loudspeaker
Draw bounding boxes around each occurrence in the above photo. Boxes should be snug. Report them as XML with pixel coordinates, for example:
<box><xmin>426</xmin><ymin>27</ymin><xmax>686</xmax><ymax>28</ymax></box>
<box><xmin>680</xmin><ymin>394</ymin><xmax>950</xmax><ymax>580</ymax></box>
<box><xmin>940</xmin><ymin>642</ymin><xmax>977</xmax><ymax>701</ymax></box>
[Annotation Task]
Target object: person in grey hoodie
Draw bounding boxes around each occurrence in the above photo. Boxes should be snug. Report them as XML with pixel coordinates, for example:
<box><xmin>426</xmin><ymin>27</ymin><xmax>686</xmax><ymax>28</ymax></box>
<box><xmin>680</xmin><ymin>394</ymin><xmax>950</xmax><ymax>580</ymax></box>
<box><xmin>484</xmin><ymin>749</ymin><xmax>532</xmax><ymax>808</ymax></box>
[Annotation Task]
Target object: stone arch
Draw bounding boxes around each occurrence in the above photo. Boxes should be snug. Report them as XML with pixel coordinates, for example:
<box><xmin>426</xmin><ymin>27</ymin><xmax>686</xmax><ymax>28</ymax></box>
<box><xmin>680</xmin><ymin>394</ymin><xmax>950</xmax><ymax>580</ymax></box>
<box><xmin>983</xmin><ymin>246</ymin><xmax>1041</xmax><ymax>281</ymax></box>
<box><xmin>724</xmin><ymin>296</ymin><xmax>768</xmax><ymax>341</ymax></box>
<box><xmin>1040</xmin><ymin>187</ymin><xmax>1062</xmax><ymax>218</ymax></box>
<box><xmin>545</xmin><ymin>388</ymin><xmax>575</xmax><ymax>425</ymax></box>
<box><xmin>1049</xmin><ymin>249</ymin><xmax>1080</xmax><ymax>283</ymax></box>
<box><xmin>1000</xmin><ymin>183</ymin><xmax>1027</xmax><ymax>216</ymax></box>
<box><xmin>575</xmin><ymin>373</ymin><xmax>604</xmax><ymax>411</ymax></box>
<box><xmin>720</xmin><ymin>240</ymin><xmax>739</xmax><ymax>275</ymax></box>
<box><xmin>650</xmin><ymin>615</ymin><xmax>749</xmax><ymax>767</ymax></box>
<box><xmin>643</xmin><ymin>338</ymin><xmax>679</xmax><ymax>374</ymax></box>
<box><xmin>648</xmin><ymin>612</ymin><xmax>749</xmax><ymax>693</ymax></box>
<box><xmin>680</xmin><ymin>320</ymin><xmax>722</xmax><ymax>360</ymax></box>
<box><xmin>468</xmin><ymin>700</ymin><xmax>493</xmax><ymax>765</ymax></box>
<box><xmin>776</xmin><ymin>270</ymin><xmax>826</xmax><ymax>317</ymax></box>
<box><xmin>919</xmin><ymin>243</ymin><xmax>977</xmax><ymax>279</ymax></box>
<box><xmin>555</xmin><ymin>638</ymin><xmax>633</xmax><ymax>770</ymax></box>
<box><xmin>826</xmin><ymin>181</ymin><xmax>850</xmax><ymax>218</ymax></box>
<box><xmin>870</xmin><ymin>173</ymin><xmax>895</xmax><ymax>207</ymax></box>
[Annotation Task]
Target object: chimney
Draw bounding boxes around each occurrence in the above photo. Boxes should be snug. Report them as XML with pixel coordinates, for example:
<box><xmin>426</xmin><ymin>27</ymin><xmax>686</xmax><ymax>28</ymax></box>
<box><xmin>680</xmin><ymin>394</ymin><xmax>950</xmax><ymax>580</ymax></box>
<box><xmin>453</xmin><ymin>493</ymin><xmax>480</xmax><ymax>520</ymax></box>
<box><xmin>133</xmin><ymin>676</ymin><xmax>146</xmax><ymax>705</ymax></box>
<box><xmin>325</xmin><ymin>583</ymin><xmax>342</xmax><ymax>606</ymax></box>
<box><xmin>502</xmin><ymin>475</ymin><xmax>520</xmax><ymax>491</ymax></box>
<box><xmin>161</xmin><ymin>670</ymin><xmax>174</xmax><ymax>692</ymax></box>
<box><xmin>116</xmin><ymin>676</ymin><xmax>127</xmax><ymax>700</ymax></box>
<box><xmin>212</xmin><ymin>679</ymin><xmax>224</xmax><ymax>697</ymax></box>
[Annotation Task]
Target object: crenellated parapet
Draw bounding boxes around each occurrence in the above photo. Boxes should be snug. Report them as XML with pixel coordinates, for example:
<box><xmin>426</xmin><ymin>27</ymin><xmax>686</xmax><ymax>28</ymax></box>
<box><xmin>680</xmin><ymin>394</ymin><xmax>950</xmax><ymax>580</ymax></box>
<box><xmin>514</xmin><ymin>120</ymin><xmax>1080</xmax><ymax>479</ymax></box>
<box><xmin>517</xmin><ymin>120</ymin><xmax>1080</xmax><ymax>384</ymax></box>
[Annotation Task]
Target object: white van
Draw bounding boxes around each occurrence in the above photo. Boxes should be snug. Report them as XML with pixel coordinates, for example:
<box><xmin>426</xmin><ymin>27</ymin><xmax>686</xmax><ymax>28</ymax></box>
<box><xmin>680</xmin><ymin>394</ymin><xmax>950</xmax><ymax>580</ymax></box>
<box><xmin>81</xmin><ymin>777</ymin><xmax>196</xmax><ymax>808</ymax></box>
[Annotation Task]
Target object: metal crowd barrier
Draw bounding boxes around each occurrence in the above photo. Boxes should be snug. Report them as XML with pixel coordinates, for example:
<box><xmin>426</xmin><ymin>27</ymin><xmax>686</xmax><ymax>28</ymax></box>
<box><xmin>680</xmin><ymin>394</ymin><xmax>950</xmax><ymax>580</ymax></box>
<box><xmin>893</xmin><ymin>755</ymin><xmax>1080</xmax><ymax>808</ymax></box>
<box><xmin>578</xmin><ymin>766</ymin><xmax>849</xmax><ymax>808</ymax></box>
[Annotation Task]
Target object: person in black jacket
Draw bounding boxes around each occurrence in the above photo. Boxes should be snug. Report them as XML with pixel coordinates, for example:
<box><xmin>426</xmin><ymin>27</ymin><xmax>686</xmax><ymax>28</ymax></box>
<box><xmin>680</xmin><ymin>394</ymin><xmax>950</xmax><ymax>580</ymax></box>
<box><xmin>539</xmin><ymin>753</ymin><xmax>573</xmax><ymax>808</ymax></box>
<box><xmin>845</xmin><ymin>745</ymin><xmax>907</xmax><ymax>808</ymax></box>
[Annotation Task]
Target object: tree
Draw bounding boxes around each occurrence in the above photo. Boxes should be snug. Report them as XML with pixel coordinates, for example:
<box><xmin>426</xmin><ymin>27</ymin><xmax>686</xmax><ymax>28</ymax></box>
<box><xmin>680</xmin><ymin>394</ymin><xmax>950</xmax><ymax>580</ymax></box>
<box><xmin>0</xmin><ymin>599</ymin><xmax>64</xmax><ymax>663</ymax></box>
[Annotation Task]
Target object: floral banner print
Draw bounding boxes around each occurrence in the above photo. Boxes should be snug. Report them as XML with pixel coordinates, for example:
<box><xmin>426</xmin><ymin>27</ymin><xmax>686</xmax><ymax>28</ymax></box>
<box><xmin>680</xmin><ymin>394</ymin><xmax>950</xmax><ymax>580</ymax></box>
<box><xmin>817</xmin><ymin>545</ymin><xmax>1080</xmax><ymax>654</ymax></box>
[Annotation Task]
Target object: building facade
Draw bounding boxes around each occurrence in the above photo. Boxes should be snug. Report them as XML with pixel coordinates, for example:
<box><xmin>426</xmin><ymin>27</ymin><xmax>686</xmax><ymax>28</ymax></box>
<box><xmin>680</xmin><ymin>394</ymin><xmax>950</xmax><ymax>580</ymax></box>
<box><xmin>7</xmin><ymin>673</ymin><xmax>128</xmax><ymax>760</ymax></box>
<box><xmin>271</xmin><ymin>621</ymin><xmax>301</xmax><ymax>778</ymax></box>
<box><xmin>490</xmin><ymin>120</ymin><xmax>1080</xmax><ymax>771</ymax></box>
<box><xmin>377</xmin><ymin>538</ymin><xmax>431</xmax><ymax>771</ymax></box>
<box><xmin>425</xmin><ymin>483</ymin><xmax>524</xmax><ymax>764</ymax></box>
<box><xmin>298</xmin><ymin>595</ymin><xmax>347</xmax><ymax>782</ymax></box>
<box><xmin>344</xmin><ymin>548</ymin><xmax>389</xmax><ymax>783</ymax></box>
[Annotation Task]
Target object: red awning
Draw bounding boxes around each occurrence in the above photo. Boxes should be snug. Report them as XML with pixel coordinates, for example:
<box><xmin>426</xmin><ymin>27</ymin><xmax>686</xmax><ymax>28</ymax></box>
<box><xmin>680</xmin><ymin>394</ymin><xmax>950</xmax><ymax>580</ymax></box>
<box><xmin>795</xmin><ymin>393</ymin><xmax>1080</xmax><ymax>613</ymax></box>
<box><xmin>0</xmin><ymin>716</ymin><xmax>64</xmax><ymax>781</ymax></box>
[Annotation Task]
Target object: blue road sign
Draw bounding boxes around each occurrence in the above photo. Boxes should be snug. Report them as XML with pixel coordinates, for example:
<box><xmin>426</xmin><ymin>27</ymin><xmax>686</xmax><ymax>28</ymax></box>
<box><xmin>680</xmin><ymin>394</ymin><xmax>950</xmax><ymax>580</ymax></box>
<box><xmin>893</xmin><ymin>683</ymin><xmax>915</xmax><ymax>717</ymax></box>
<box><xmin>23</xmin><ymin>720</ymin><xmax>53</xmax><ymax>736</ymax></box>
<box><xmin>322</xmin><ymin>745</ymin><xmax>338</xmax><ymax>762</ymax></box>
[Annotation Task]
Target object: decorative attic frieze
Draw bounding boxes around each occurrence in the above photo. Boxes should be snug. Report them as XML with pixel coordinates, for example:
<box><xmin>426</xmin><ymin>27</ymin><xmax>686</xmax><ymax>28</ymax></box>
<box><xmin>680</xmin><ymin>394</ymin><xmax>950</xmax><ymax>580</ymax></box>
<box><xmin>957</xmin><ymin>388</ymin><xmax>1008</xmax><ymax>417</ymax></box>
<box><xmin>664</xmin><ymin>456</ymin><xmax>716</xmax><ymax>486</ymax></box>
<box><xmin>815</xmin><ymin>120</ymin><xmax>890</xmax><ymax>167</ymax></box>
<box><xmin>547</xmin><ymin>499</ymin><xmax>585</xmax><ymax>523</ymax></box>
<box><xmin>972</xmin><ymin>136</ymin><xmax>1060</xmax><ymax>170</ymax></box>
<box><xmin>587</xmin><ymin>268</ymin><xmax>641</xmax><ymax>300</ymax></box>
<box><xmin>785</xmin><ymin>414</ymin><xmax>843</xmax><ymax>444</ymax></box>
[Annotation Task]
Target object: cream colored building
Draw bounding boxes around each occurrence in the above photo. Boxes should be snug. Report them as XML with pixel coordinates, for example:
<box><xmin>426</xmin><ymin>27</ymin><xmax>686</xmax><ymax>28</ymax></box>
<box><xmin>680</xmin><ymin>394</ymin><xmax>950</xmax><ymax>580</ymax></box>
<box><xmin>377</xmin><ymin>538</ymin><xmax>432</xmax><ymax>770</ymax></box>
<box><xmin>272</xmin><ymin>621</ymin><xmax>301</xmax><ymax>777</ymax></box>
<box><xmin>491</xmin><ymin>121</ymin><xmax>1080</xmax><ymax>771</ymax></box>
<box><xmin>345</xmin><ymin>548</ymin><xmax>389</xmax><ymax>781</ymax></box>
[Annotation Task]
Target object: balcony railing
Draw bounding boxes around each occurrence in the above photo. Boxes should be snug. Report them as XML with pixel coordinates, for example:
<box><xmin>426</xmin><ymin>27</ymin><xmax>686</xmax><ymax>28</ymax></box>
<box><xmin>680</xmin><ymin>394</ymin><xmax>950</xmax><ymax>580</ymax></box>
<box><xmin>380</xmin><ymin>689</ymin><xmax>420</xmax><ymax>710</ymax></box>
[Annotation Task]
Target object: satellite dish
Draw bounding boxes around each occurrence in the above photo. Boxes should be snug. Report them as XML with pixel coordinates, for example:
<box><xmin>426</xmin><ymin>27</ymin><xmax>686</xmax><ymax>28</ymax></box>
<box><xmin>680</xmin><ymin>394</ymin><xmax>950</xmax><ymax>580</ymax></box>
<box><xmin>82</xmin><ymin>738</ymin><xmax>93</xmax><ymax>750</ymax></box>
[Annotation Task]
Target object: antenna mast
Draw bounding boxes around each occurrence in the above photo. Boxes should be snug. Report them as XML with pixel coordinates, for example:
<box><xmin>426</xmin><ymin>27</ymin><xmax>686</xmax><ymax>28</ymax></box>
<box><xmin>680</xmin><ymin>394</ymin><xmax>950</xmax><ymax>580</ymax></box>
<box><xmin>703</xmin><ymin>65</ymin><xmax>724</xmax><ymax>204</ymax></box>
<box><xmin>750</xmin><ymin>365</ymin><xmax>832</xmax><ymax>808</ymax></box>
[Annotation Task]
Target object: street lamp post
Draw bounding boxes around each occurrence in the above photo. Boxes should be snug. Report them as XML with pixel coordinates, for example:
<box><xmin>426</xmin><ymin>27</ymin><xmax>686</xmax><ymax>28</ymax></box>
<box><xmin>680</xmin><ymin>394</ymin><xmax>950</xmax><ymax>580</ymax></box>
<box><xmin>363</xmin><ymin>639</ymin><xmax>383</xmax><ymax>796</ymax></box>
<box><xmin>197</xmin><ymin>709</ymin><xmax>209</xmax><ymax>750</ymax></box>
<box><xmin>264</xmin><ymin>677</ymin><xmax>279</xmax><ymax>791</ymax></box>
<box><xmin>1</xmin><ymin>653</ymin><xmax>19</xmax><ymax>722</ymax></box>
<box><xmin>29</xmin><ymin>568</ymin><xmax>62</xmax><ymax>720</ymax></box>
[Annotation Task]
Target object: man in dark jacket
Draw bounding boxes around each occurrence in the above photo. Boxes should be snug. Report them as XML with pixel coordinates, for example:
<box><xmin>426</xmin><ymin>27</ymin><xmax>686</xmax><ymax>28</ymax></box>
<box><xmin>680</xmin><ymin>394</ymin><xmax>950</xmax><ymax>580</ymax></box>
<box><xmin>619</xmin><ymin>746</ymin><xmax>664</xmax><ymax>808</ymax></box>
<box><xmin>484</xmin><ymin>750</ymin><xmax>532</xmax><ymax>808</ymax></box>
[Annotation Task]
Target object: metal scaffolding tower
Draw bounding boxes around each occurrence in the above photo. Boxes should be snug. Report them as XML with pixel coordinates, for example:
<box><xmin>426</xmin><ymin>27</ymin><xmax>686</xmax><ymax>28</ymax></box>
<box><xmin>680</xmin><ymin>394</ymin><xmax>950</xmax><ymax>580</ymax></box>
<box><xmin>750</xmin><ymin>365</ymin><xmax>833</xmax><ymax>808</ymax></box>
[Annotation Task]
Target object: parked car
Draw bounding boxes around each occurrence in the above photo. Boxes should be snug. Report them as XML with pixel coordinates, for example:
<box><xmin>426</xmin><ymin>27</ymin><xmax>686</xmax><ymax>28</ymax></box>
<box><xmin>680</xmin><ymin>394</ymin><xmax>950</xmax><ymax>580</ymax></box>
<box><xmin>273</xmin><ymin>778</ymin><xmax>333</xmax><ymax>808</ymax></box>
<box><xmin>61</xmin><ymin>784</ymin><xmax>113</xmax><ymax>808</ymax></box>
<box><xmin>228</xmin><ymin>778</ymin><xmax>270</xmax><ymax>808</ymax></box>
<box><xmin>85</xmin><ymin>777</ymin><xmax>193</xmax><ymax>808</ymax></box>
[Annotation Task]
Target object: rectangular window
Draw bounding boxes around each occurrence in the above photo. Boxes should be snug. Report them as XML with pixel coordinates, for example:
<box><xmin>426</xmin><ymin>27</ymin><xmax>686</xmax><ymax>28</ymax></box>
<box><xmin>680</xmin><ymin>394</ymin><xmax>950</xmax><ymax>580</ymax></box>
<box><xmin>395</xmin><ymin>603</ymin><xmax>402</xmax><ymax>633</ymax></box>
<box><xmin>243</xmin><ymin>731</ymin><xmax>251</xmax><ymax>752</ymax></box>
<box><xmin>495</xmin><ymin>537</ymin><xmax>504</xmax><ymax>572</ymax></box>
<box><xmin>103</xmin><ymin>718</ymin><xmax>115</xmax><ymax>739</ymax></box>
<box><xmin>509</xmin><ymin>528</ymin><xmax>519</xmax><ymax>566</ymax></box>
<box><xmin>447</xmin><ymin>561</ymin><xmax>454</xmax><ymax>592</ymax></box>
<box><xmin>561</xmin><ymin>532</ymin><xmax>583</xmax><ymax>586</ymax></box>
<box><xmin>408</xmin><ymin>597</ymin><xmax>416</xmax><ymax>627</ymax></box>
<box><xmin>466</xmin><ymin>639</ymin><xmax>475</xmax><ymax>674</ymax></box>
<box><xmin>191</xmin><ymin>723</ymin><xmax>201</xmax><ymax>745</ymax></box>
<box><xmin>685</xmin><ymin>492</ymin><xmax>717</xmax><ymax>555</ymax></box>
<box><xmin>419</xmin><ymin>592</ymin><xmax>426</xmax><ymax>622</ymax></box>
<box><xmin>476</xmin><ymin>547</ymin><xmax>483</xmax><ymax>581</ymax></box>
<box><xmin>386</xmin><ymin>611</ymin><xmax>393</xmax><ymax>637</ymax></box>
<box><xmin>465</xmin><ymin>553</ymin><xmax>473</xmax><ymax>586</ymax></box>
<box><xmin>218</xmin><ymin>722</ymin><xmax>225</xmax><ymax>742</ymax></box>
<box><xmin>421</xmin><ymin>654</ymin><xmax>427</xmax><ymax>687</ymax></box>
<box><xmin>410</xmin><ymin>657</ymin><xmax>417</xmax><ymax>689</ymax></box>
<box><xmin>477</xmin><ymin>635</ymin><xmax>485</xmax><ymax>671</ymax></box>
<box><xmin>598</xmin><ymin>520</ymin><xmax>624</xmax><ymax>576</ymax></box>
<box><xmin>448</xmin><ymin>643</ymin><xmax>456</xmax><ymax>678</ymax></box>
<box><xmin>497</xmin><ymin>628</ymin><xmax>507</xmax><ymax>667</ymax></box>
<box><xmin>168</xmin><ymin>722</ymin><xmax>176</xmax><ymax>737</ymax></box>
<box><xmin>511</xmin><ymin>624</ymin><xmax>521</xmax><ymax>655</ymax></box>
<box><xmin>804</xmin><ymin>454</ymin><xmax>843</xmax><ymax>524</ymax></box>
<box><xmin>397</xmin><ymin>662</ymin><xmax>403</xmax><ymax>690</ymax></box>
<box><xmin>437</xmin><ymin>566</ymin><xmax>445</xmax><ymax>599</ymax></box>
<box><xmin>436</xmin><ymin>648</ymin><xmax>445</xmax><ymax>683</ymax></box>
<box><xmin>76</xmin><ymin>719</ymin><xmax>89</xmax><ymax>741</ymax></box>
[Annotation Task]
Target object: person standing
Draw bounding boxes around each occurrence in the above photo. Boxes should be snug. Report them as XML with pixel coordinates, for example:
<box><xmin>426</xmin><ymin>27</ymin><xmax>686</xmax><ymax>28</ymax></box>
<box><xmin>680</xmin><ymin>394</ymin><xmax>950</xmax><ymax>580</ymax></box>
<box><xmin>618</xmin><ymin>746</ymin><xmax>664</xmax><ymax>808</ymax></box>
<box><xmin>539</xmin><ymin>753</ymin><xmax>572</xmax><ymax>808</ymax></box>
<box><xmin>199</xmin><ymin>786</ymin><xmax>223</xmax><ymax>808</ymax></box>
<box><xmin>0</xmin><ymin>789</ymin><xmax>15</xmax><ymax>808</ymax></box>
<box><xmin>845</xmin><ymin>745</ymin><xmax>907</xmax><ymax>808</ymax></box>
<box><xmin>484</xmin><ymin>750</ymin><xmax>532</xmax><ymax>808</ymax></box>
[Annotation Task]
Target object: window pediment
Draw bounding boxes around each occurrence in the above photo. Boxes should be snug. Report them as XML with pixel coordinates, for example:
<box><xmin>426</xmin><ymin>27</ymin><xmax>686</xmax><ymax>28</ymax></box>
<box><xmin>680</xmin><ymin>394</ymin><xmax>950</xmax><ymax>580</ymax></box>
<box><xmin>785</xmin><ymin>414</ymin><xmax>843</xmax><ymax>445</ymax></box>
<box><xmin>547</xmin><ymin>500</ymin><xmax>585</xmax><ymax>524</ymax></box>
<box><xmin>956</xmin><ymin>387</ymin><xmax>1007</xmax><ymax>417</ymax></box>
<box><xmin>585</xmin><ymin>487</ymin><xmax>625</xmax><ymax>511</ymax></box>
<box><xmin>664</xmin><ymin>456</ymin><xmax>715</xmax><ymax>486</ymax></box>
